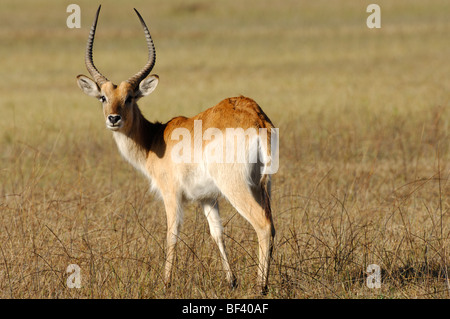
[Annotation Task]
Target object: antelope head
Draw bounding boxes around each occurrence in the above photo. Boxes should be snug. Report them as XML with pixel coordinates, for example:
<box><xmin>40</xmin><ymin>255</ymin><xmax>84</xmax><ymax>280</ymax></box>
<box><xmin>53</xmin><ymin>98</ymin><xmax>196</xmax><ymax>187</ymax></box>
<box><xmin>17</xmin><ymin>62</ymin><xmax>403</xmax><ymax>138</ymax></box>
<box><xmin>77</xmin><ymin>5</ymin><xmax>159</xmax><ymax>132</ymax></box>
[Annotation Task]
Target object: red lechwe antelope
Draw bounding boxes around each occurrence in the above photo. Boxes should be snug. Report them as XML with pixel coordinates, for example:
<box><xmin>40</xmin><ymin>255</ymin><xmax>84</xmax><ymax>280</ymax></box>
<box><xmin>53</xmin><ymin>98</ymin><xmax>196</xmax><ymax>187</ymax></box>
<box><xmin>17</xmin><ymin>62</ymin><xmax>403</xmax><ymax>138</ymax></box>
<box><xmin>76</xmin><ymin>6</ymin><xmax>278</xmax><ymax>294</ymax></box>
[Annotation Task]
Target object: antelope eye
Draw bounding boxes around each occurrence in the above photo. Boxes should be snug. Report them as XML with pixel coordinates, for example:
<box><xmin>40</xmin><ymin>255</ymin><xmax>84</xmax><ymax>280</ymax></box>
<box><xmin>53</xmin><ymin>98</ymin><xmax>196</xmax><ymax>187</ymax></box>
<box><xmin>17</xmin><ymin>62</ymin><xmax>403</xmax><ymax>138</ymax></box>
<box><xmin>125</xmin><ymin>95</ymin><xmax>133</xmax><ymax>104</ymax></box>
<box><xmin>99</xmin><ymin>96</ymin><xmax>106</xmax><ymax>103</ymax></box>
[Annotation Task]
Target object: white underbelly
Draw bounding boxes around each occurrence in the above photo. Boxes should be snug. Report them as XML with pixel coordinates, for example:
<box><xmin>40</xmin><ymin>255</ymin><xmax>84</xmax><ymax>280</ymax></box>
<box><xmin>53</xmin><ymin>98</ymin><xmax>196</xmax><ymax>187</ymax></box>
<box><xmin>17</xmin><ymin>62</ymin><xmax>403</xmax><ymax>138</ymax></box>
<box><xmin>181</xmin><ymin>167</ymin><xmax>220</xmax><ymax>200</ymax></box>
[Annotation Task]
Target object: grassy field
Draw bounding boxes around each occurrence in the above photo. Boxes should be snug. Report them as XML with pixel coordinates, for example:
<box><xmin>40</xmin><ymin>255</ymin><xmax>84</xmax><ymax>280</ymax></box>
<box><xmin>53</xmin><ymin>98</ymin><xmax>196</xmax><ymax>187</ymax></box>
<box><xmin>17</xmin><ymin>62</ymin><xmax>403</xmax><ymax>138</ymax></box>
<box><xmin>0</xmin><ymin>0</ymin><xmax>449</xmax><ymax>298</ymax></box>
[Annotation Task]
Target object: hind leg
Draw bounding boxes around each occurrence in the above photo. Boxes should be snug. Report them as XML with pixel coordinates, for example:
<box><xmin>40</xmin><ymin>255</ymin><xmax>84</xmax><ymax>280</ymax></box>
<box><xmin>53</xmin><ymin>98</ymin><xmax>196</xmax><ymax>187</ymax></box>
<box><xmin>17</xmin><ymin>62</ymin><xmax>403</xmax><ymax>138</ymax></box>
<box><xmin>201</xmin><ymin>199</ymin><xmax>237</xmax><ymax>288</ymax></box>
<box><xmin>217</xmin><ymin>178</ymin><xmax>275</xmax><ymax>294</ymax></box>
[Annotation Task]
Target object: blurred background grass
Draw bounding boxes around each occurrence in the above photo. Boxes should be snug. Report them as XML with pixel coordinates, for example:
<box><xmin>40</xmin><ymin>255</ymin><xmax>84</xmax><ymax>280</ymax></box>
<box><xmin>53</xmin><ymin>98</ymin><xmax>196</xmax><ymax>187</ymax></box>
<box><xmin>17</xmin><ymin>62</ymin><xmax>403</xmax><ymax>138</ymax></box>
<box><xmin>0</xmin><ymin>0</ymin><xmax>449</xmax><ymax>298</ymax></box>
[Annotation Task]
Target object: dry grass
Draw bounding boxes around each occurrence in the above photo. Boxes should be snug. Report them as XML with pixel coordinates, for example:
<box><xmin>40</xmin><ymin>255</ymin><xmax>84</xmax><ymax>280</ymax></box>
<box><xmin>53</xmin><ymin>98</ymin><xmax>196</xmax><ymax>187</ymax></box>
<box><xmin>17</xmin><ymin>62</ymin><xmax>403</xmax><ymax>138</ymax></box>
<box><xmin>0</xmin><ymin>0</ymin><xmax>449</xmax><ymax>298</ymax></box>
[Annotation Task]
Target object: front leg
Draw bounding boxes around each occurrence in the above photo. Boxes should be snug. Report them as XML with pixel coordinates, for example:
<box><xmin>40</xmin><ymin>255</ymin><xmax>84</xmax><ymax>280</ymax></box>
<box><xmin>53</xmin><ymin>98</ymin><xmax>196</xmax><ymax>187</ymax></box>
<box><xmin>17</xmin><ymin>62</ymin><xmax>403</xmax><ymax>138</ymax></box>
<box><xmin>163</xmin><ymin>194</ymin><xmax>183</xmax><ymax>287</ymax></box>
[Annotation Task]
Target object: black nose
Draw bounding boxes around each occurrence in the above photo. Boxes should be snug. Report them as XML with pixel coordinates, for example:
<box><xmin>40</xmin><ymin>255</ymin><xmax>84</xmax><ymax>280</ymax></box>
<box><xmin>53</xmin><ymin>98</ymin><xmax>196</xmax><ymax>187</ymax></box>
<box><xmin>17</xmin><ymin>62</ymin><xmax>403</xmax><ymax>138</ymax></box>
<box><xmin>108</xmin><ymin>115</ymin><xmax>121</xmax><ymax>124</ymax></box>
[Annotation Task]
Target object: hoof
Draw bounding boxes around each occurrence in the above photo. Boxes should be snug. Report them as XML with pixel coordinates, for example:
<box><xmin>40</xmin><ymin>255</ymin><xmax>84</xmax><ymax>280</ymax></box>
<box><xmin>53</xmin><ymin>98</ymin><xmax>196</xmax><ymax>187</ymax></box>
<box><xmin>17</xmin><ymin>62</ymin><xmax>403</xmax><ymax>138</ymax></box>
<box><xmin>260</xmin><ymin>285</ymin><xmax>268</xmax><ymax>295</ymax></box>
<box><xmin>229</xmin><ymin>276</ymin><xmax>238</xmax><ymax>290</ymax></box>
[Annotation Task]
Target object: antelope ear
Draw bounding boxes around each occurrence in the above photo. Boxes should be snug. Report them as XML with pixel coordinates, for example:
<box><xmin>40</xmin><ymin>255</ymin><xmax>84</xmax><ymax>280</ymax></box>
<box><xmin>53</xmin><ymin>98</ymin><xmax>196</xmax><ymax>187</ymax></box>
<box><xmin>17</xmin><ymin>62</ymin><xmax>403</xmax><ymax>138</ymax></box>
<box><xmin>136</xmin><ymin>75</ymin><xmax>159</xmax><ymax>98</ymax></box>
<box><xmin>77</xmin><ymin>75</ymin><xmax>101</xmax><ymax>98</ymax></box>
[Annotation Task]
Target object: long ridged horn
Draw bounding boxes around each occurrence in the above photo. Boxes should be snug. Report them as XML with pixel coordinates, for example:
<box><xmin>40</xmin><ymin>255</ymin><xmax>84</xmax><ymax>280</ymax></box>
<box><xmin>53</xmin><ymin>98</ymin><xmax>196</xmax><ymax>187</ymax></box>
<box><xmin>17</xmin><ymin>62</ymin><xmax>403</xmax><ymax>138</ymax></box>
<box><xmin>85</xmin><ymin>5</ymin><xmax>109</xmax><ymax>87</ymax></box>
<box><xmin>126</xmin><ymin>8</ymin><xmax>156</xmax><ymax>88</ymax></box>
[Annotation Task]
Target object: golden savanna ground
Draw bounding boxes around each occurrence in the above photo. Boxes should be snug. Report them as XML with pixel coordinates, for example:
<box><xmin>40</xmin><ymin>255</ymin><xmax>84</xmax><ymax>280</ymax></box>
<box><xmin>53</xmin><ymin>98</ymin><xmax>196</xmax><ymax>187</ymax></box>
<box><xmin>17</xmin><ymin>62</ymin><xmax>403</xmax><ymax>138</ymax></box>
<box><xmin>0</xmin><ymin>0</ymin><xmax>449</xmax><ymax>298</ymax></box>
